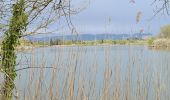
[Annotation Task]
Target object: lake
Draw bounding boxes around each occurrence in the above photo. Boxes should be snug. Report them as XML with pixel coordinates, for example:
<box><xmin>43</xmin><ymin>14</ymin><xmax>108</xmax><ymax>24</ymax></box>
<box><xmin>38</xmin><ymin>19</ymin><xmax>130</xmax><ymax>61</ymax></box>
<box><xmin>7</xmin><ymin>45</ymin><xmax>170</xmax><ymax>99</ymax></box>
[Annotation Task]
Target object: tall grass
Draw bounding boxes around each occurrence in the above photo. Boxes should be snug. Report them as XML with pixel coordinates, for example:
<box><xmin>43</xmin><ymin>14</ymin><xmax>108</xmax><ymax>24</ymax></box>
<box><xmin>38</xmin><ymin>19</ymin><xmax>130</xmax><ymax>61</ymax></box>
<box><xmin>1</xmin><ymin>45</ymin><xmax>170</xmax><ymax>100</ymax></box>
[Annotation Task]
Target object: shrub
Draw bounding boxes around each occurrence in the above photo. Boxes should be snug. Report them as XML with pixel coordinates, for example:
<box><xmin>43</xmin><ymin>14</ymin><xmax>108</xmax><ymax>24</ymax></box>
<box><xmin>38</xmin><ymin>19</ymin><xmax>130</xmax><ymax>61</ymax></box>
<box><xmin>153</xmin><ymin>39</ymin><xmax>170</xmax><ymax>47</ymax></box>
<box><xmin>147</xmin><ymin>38</ymin><xmax>154</xmax><ymax>45</ymax></box>
<box><xmin>159</xmin><ymin>24</ymin><xmax>170</xmax><ymax>38</ymax></box>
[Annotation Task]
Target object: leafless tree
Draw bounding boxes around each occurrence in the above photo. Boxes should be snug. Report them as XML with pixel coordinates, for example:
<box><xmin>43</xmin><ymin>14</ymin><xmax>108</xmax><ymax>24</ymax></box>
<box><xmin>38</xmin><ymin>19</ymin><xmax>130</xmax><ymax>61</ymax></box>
<box><xmin>152</xmin><ymin>0</ymin><xmax>170</xmax><ymax>16</ymax></box>
<box><xmin>0</xmin><ymin>0</ymin><xmax>89</xmax><ymax>37</ymax></box>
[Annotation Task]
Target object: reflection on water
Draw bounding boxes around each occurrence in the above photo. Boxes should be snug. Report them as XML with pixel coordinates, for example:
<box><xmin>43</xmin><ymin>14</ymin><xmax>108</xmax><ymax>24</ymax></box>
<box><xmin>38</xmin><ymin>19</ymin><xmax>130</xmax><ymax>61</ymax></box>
<box><xmin>1</xmin><ymin>45</ymin><xmax>170</xmax><ymax>100</ymax></box>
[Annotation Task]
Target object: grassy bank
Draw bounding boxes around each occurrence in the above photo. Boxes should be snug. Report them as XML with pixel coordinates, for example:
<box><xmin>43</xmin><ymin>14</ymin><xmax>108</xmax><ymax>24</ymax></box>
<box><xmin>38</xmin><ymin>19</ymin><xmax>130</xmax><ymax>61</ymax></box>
<box><xmin>11</xmin><ymin>39</ymin><xmax>150</xmax><ymax>52</ymax></box>
<box><xmin>35</xmin><ymin>39</ymin><xmax>148</xmax><ymax>46</ymax></box>
<box><xmin>3</xmin><ymin>38</ymin><xmax>170</xmax><ymax>51</ymax></box>
<box><xmin>8</xmin><ymin>37</ymin><xmax>170</xmax><ymax>51</ymax></box>
<box><xmin>148</xmin><ymin>24</ymin><xmax>170</xmax><ymax>49</ymax></box>
<box><xmin>0</xmin><ymin>39</ymin><xmax>149</xmax><ymax>53</ymax></box>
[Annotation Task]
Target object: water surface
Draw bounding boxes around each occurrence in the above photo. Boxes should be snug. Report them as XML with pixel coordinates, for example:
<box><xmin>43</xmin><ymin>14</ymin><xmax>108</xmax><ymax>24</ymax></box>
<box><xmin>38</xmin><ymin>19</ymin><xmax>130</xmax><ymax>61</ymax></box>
<box><xmin>13</xmin><ymin>45</ymin><xmax>170</xmax><ymax>99</ymax></box>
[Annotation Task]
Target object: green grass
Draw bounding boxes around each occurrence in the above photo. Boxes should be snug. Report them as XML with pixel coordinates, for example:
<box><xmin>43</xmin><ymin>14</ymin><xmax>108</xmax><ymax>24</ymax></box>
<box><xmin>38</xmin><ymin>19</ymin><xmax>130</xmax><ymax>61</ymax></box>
<box><xmin>36</xmin><ymin>39</ymin><xmax>148</xmax><ymax>46</ymax></box>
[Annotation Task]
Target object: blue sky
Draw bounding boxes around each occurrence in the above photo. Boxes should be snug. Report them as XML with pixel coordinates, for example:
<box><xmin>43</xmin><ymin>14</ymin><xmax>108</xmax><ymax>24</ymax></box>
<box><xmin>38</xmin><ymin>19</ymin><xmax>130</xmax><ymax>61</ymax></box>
<box><xmin>1</xmin><ymin>0</ymin><xmax>170</xmax><ymax>37</ymax></box>
<box><xmin>67</xmin><ymin>0</ymin><xmax>170</xmax><ymax>35</ymax></box>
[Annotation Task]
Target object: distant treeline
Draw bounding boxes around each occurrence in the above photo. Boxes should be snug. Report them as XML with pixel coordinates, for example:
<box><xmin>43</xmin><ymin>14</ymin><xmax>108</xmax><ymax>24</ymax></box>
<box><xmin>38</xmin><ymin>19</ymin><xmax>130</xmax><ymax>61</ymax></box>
<box><xmin>49</xmin><ymin>39</ymin><xmax>83</xmax><ymax>45</ymax></box>
<box><xmin>50</xmin><ymin>39</ymin><xmax>63</xmax><ymax>45</ymax></box>
<box><xmin>47</xmin><ymin>38</ymin><xmax>147</xmax><ymax>46</ymax></box>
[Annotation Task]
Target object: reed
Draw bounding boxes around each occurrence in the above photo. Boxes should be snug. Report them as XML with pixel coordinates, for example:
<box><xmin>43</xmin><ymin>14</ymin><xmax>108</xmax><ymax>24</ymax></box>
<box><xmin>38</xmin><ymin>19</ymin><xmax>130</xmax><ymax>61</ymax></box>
<box><xmin>0</xmin><ymin>45</ymin><xmax>170</xmax><ymax>100</ymax></box>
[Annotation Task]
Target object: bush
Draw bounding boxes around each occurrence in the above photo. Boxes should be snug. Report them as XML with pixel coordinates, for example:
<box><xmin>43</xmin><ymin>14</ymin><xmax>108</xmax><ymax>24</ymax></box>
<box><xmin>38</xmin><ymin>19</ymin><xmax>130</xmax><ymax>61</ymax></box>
<box><xmin>153</xmin><ymin>39</ymin><xmax>170</xmax><ymax>47</ymax></box>
<box><xmin>50</xmin><ymin>39</ymin><xmax>62</xmax><ymax>45</ymax></box>
<box><xmin>159</xmin><ymin>25</ymin><xmax>170</xmax><ymax>38</ymax></box>
<box><xmin>147</xmin><ymin>38</ymin><xmax>154</xmax><ymax>45</ymax></box>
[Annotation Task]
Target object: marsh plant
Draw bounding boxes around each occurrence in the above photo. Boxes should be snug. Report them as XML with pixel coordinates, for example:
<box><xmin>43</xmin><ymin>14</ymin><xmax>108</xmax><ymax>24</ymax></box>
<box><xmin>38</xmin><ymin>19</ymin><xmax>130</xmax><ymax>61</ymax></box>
<box><xmin>0</xmin><ymin>45</ymin><xmax>167</xmax><ymax>100</ymax></box>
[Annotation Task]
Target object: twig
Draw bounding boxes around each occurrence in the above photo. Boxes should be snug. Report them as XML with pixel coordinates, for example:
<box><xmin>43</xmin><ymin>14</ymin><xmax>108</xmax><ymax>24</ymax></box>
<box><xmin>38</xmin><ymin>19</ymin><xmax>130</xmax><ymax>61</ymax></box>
<box><xmin>15</xmin><ymin>66</ymin><xmax>58</xmax><ymax>72</ymax></box>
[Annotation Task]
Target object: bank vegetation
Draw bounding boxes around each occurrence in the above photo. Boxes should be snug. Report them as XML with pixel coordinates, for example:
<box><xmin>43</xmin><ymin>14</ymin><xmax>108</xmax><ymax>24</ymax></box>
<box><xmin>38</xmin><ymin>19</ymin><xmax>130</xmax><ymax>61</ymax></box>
<box><xmin>150</xmin><ymin>24</ymin><xmax>170</xmax><ymax>49</ymax></box>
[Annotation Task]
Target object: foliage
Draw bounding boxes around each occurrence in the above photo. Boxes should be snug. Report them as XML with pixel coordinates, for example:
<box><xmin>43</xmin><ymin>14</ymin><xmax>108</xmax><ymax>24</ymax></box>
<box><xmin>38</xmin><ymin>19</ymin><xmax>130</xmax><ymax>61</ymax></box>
<box><xmin>34</xmin><ymin>39</ymin><xmax>148</xmax><ymax>46</ymax></box>
<box><xmin>152</xmin><ymin>39</ymin><xmax>170</xmax><ymax>48</ymax></box>
<box><xmin>147</xmin><ymin>38</ymin><xmax>154</xmax><ymax>45</ymax></box>
<box><xmin>1</xmin><ymin>0</ymin><xmax>28</xmax><ymax>99</ymax></box>
<box><xmin>50</xmin><ymin>39</ymin><xmax>63</xmax><ymax>45</ymax></box>
<box><xmin>159</xmin><ymin>24</ymin><xmax>170</xmax><ymax>38</ymax></box>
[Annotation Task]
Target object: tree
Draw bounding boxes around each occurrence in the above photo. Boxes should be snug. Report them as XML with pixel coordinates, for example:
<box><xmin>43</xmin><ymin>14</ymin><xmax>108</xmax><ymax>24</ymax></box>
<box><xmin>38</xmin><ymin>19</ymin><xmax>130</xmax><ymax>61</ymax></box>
<box><xmin>0</xmin><ymin>0</ymin><xmax>85</xmax><ymax>35</ymax></box>
<box><xmin>1</xmin><ymin>0</ymin><xmax>28</xmax><ymax>99</ymax></box>
<box><xmin>0</xmin><ymin>0</ymin><xmax>86</xmax><ymax>99</ymax></box>
<box><xmin>152</xmin><ymin>0</ymin><xmax>170</xmax><ymax>15</ymax></box>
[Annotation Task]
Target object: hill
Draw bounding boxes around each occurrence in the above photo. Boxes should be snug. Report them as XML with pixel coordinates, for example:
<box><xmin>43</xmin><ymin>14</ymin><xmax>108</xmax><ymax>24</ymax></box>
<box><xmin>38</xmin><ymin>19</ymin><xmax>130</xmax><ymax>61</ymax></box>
<box><xmin>26</xmin><ymin>33</ymin><xmax>152</xmax><ymax>42</ymax></box>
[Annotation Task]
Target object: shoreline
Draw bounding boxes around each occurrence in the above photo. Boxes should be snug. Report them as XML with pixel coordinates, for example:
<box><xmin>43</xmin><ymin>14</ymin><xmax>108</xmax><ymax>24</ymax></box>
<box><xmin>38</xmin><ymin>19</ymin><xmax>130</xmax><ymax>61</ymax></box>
<box><xmin>16</xmin><ymin>39</ymin><xmax>148</xmax><ymax>50</ymax></box>
<box><xmin>14</xmin><ymin>38</ymin><xmax>170</xmax><ymax>51</ymax></box>
<box><xmin>149</xmin><ymin>38</ymin><xmax>170</xmax><ymax>49</ymax></box>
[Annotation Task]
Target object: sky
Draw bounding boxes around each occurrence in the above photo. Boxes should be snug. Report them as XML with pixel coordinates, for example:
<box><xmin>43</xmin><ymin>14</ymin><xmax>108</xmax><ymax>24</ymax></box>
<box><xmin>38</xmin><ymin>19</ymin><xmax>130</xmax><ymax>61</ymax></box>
<box><xmin>64</xmin><ymin>0</ymin><xmax>170</xmax><ymax>35</ymax></box>
<box><xmin>1</xmin><ymin>0</ymin><xmax>170</xmax><ymax>37</ymax></box>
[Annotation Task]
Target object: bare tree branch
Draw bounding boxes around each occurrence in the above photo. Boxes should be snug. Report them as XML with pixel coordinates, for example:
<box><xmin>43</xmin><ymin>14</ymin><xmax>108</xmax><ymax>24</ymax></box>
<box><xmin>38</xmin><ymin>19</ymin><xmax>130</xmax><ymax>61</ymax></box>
<box><xmin>152</xmin><ymin>0</ymin><xmax>170</xmax><ymax>15</ymax></box>
<box><xmin>0</xmin><ymin>0</ymin><xmax>88</xmax><ymax>37</ymax></box>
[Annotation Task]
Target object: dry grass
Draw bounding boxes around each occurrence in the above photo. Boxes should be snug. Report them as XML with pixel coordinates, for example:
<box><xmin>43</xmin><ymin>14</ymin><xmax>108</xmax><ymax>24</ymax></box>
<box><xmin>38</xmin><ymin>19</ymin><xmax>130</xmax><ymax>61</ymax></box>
<box><xmin>0</xmin><ymin>45</ymin><xmax>170</xmax><ymax>100</ymax></box>
<box><xmin>152</xmin><ymin>38</ymin><xmax>170</xmax><ymax>48</ymax></box>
